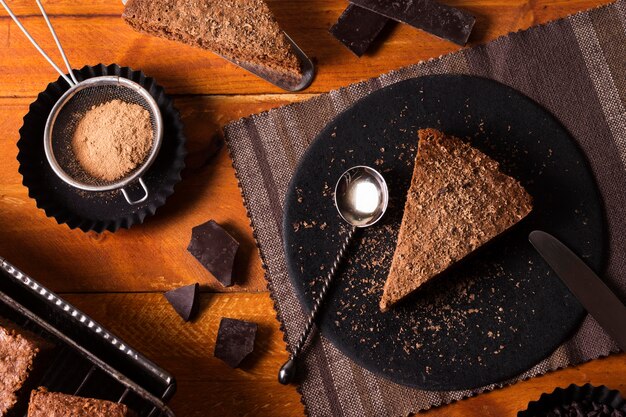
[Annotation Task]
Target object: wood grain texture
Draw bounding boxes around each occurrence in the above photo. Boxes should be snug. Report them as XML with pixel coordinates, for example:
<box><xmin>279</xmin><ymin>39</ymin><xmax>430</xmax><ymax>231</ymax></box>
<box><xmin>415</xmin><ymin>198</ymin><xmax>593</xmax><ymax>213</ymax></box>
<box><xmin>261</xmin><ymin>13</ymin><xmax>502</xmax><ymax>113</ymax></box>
<box><xmin>63</xmin><ymin>292</ymin><xmax>626</xmax><ymax>417</ymax></box>
<box><xmin>0</xmin><ymin>0</ymin><xmax>624</xmax><ymax>416</ymax></box>
<box><xmin>64</xmin><ymin>292</ymin><xmax>304</xmax><ymax>417</ymax></box>
<box><xmin>0</xmin><ymin>0</ymin><xmax>614</xmax><ymax>96</ymax></box>
<box><xmin>0</xmin><ymin>95</ymin><xmax>310</xmax><ymax>292</ymax></box>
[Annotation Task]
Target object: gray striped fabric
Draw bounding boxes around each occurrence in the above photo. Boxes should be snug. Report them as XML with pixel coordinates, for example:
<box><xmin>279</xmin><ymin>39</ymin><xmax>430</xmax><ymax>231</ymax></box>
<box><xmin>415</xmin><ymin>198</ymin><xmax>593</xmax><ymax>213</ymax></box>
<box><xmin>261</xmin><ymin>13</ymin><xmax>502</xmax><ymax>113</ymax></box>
<box><xmin>224</xmin><ymin>1</ymin><xmax>626</xmax><ymax>415</ymax></box>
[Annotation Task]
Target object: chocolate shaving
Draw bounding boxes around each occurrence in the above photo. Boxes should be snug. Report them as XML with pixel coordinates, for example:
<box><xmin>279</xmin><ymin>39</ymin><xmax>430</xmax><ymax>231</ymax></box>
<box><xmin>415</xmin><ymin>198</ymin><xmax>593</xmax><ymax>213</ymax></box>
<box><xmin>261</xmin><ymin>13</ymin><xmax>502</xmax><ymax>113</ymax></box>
<box><xmin>164</xmin><ymin>283</ymin><xmax>199</xmax><ymax>322</ymax></box>
<box><xmin>214</xmin><ymin>318</ymin><xmax>258</xmax><ymax>368</ymax></box>
<box><xmin>187</xmin><ymin>220</ymin><xmax>239</xmax><ymax>287</ymax></box>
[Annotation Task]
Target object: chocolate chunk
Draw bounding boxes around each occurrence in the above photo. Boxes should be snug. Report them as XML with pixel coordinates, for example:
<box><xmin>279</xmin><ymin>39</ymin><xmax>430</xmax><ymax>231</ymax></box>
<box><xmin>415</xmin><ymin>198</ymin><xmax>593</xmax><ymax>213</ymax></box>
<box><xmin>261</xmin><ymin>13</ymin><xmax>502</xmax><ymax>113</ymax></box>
<box><xmin>330</xmin><ymin>4</ymin><xmax>390</xmax><ymax>57</ymax></box>
<box><xmin>164</xmin><ymin>283</ymin><xmax>199</xmax><ymax>322</ymax></box>
<box><xmin>214</xmin><ymin>318</ymin><xmax>258</xmax><ymax>368</ymax></box>
<box><xmin>348</xmin><ymin>0</ymin><xmax>475</xmax><ymax>46</ymax></box>
<box><xmin>187</xmin><ymin>220</ymin><xmax>239</xmax><ymax>287</ymax></box>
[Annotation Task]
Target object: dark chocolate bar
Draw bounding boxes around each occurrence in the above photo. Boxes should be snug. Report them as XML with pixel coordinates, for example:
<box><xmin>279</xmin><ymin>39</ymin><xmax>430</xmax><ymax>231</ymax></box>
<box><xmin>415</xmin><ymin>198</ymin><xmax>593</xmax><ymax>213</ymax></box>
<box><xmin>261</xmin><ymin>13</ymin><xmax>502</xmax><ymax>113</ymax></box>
<box><xmin>348</xmin><ymin>0</ymin><xmax>475</xmax><ymax>46</ymax></box>
<box><xmin>329</xmin><ymin>4</ymin><xmax>390</xmax><ymax>57</ymax></box>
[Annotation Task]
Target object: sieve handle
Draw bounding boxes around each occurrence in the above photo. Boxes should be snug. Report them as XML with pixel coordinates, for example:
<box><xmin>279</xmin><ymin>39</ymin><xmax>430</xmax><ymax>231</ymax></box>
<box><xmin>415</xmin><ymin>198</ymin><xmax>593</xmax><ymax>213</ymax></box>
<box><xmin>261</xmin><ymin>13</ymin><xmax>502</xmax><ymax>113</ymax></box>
<box><xmin>121</xmin><ymin>177</ymin><xmax>149</xmax><ymax>205</ymax></box>
<box><xmin>0</xmin><ymin>0</ymin><xmax>78</xmax><ymax>87</ymax></box>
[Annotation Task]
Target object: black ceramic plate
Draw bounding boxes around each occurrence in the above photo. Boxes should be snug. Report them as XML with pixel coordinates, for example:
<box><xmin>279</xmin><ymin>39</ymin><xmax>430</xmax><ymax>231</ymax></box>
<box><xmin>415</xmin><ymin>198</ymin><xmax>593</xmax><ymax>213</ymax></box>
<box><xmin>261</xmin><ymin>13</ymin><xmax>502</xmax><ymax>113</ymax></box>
<box><xmin>283</xmin><ymin>75</ymin><xmax>606</xmax><ymax>391</ymax></box>
<box><xmin>17</xmin><ymin>64</ymin><xmax>186</xmax><ymax>233</ymax></box>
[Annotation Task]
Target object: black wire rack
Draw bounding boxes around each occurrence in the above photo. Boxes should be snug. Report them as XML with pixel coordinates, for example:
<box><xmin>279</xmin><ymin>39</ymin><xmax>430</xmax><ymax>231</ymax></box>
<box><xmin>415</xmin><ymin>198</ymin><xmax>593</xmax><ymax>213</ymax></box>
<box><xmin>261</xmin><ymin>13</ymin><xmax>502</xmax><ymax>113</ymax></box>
<box><xmin>0</xmin><ymin>257</ymin><xmax>176</xmax><ymax>417</ymax></box>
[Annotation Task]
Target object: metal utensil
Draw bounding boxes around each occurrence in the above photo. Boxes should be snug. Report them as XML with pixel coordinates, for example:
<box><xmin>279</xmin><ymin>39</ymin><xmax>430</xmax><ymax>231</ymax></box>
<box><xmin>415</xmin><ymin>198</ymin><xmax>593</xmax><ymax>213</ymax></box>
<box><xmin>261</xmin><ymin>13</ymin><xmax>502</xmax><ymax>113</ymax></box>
<box><xmin>216</xmin><ymin>32</ymin><xmax>315</xmax><ymax>92</ymax></box>
<box><xmin>529</xmin><ymin>230</ymin><xmax>626</xmax><ymax>351</ymax></box>
<box><xmin>1</xmin><ymin>0</ymin><xmax>163</xmax><ymax>205</ymax></box>
<box><xmin>278</xmin><ymin>166</ymin><xmax>388</xmax><ymax>384</ymax></box>
<box><xmin>44</xmin><ymin>76</ymin><xmax>163</xmax><ymax>204</ymax></box>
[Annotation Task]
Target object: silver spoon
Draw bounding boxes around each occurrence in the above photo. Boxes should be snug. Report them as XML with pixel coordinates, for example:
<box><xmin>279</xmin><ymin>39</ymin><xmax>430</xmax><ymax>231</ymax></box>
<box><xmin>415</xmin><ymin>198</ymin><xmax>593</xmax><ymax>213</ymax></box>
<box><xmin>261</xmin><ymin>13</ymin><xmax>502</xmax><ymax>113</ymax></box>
<box><xmin>278</xmin><ymin>166</ymin><xmax>388</xmax><ymax>384</ymax></box>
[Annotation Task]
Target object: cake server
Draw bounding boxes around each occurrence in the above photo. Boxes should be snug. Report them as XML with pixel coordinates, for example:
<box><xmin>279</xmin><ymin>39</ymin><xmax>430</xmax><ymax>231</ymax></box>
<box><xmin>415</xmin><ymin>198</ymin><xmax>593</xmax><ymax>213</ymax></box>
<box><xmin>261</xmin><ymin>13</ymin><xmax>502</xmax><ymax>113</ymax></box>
<box><xmin>120</xmin><ymin>0</ymin><xmax>315</xmax><ymax>92</ymax></box>
<box><xmin>529</xmin><ymin>230</ymin><xmax>626</xmax><ymax>350</ymax></box>
<box><xmin>278</xmin><ymin>166</ymin><xmax>388</xmax><ymax>384</ymax></box>
<box><xmin>226</xmin><ymin>34</ymin><xmax>315</xmax><ymax>92</ymax></box>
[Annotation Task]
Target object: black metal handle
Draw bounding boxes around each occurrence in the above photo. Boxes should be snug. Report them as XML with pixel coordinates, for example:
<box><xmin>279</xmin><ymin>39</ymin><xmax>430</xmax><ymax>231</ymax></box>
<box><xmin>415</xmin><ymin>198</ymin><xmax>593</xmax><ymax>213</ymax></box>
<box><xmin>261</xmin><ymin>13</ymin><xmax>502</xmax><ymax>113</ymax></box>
<box><xmin>278</xmin><ymin>226</ymin><xmax>356</xmax><ymax>384</ymax></box>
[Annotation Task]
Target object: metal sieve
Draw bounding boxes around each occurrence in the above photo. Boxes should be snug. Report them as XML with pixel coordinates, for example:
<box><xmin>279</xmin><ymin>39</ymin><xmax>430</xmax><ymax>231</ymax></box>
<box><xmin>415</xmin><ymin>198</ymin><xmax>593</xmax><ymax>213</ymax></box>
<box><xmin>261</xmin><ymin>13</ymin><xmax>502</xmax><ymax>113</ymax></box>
<box><xmin>44</xmin><ymin>77</ymin><xmax>163</xmax><ymax>204</ymax></box>
<box><xmin>1</xmin><ymin>0</ymin><xmax>163</xmax><ymax>205</ymax></box>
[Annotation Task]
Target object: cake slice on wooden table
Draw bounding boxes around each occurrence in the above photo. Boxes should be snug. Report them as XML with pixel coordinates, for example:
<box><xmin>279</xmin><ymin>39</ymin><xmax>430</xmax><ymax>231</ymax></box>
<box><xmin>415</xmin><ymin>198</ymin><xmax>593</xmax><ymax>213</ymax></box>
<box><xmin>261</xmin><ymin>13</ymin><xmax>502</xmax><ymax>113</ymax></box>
<box><xmin>27</xmin><ymin>388</ymin><xmax>133</xmax><ymax>417</ymax></box>
<box><xmin>122</xmin><ymin>0</ymin><xmax>303</xmax><ymax>80</ymax></box>
<box><xmin>0</xmin><ymin>320</ymin><xmax>53</xmax><ymax>415</ymax></box>
<box><xmin>380</xmin><ymin>128</ymin><xmax>533</xmax><ymax>312</ymax></box>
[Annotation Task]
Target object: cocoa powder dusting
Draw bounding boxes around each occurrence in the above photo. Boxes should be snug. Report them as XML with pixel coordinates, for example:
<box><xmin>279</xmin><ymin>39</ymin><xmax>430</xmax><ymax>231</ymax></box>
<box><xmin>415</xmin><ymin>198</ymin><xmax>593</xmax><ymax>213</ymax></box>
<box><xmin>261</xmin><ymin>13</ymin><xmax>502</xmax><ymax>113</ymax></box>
<box><xmin>71</xmin><ymin>99</ymin><xmax>153</xmax><ymax>182</ymax></box>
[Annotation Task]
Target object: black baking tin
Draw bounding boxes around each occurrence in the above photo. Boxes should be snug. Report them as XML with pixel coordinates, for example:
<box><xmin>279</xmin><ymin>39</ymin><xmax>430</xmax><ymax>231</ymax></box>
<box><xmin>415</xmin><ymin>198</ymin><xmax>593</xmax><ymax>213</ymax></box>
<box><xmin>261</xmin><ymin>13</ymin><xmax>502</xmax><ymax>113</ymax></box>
<box><xmin>283</xmin><ymin>75</ymin><xmax>606</xmax><ymax>390</ymax></box>
<box><xmin>17</xmin><ymin>64</ymin><xmax>187</xmax><ymax>233</ymax></box>
<box><xmin>0</xmin><ymin>257</ymin><xmax>176</xmax><ymax>416</ymax></box>
<box><xmin>518</xmin><ymin>384</ymin><xmax>626</xmax><ymax>416</ymax></box>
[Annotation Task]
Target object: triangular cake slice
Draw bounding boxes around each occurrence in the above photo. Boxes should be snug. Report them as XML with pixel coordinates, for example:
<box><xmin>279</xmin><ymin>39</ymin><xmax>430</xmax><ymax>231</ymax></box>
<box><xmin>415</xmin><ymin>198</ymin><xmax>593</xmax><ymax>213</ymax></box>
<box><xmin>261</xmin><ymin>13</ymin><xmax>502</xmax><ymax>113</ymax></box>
<box><xmin>122</xmin><ymin>0</ymin><xmax>302</xmax><ymax>79</ymax></box>
<box><xmin>380</xmin><ymin>128</ymin><xmax>533</xmax><ymax>312</ymax></box>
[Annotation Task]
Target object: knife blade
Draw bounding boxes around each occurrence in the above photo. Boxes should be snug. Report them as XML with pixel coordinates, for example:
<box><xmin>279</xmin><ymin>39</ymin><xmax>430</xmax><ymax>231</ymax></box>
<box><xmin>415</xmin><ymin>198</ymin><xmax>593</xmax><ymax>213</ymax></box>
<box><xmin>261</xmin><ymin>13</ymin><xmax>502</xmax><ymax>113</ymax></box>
<box><xmin>529</xmin><ymin>230</ymin><xmax>626</xmax><ymax>351</ymax></box>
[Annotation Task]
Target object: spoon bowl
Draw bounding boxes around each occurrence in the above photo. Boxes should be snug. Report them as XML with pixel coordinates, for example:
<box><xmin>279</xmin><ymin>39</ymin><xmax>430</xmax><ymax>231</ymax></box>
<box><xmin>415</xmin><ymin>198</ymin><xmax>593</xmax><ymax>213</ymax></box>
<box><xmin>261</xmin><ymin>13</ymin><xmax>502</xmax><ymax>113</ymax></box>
<box><xmin>334</xmin><ymin>166</ymin><xmax>389</xmax><ymax>227</ymax></box>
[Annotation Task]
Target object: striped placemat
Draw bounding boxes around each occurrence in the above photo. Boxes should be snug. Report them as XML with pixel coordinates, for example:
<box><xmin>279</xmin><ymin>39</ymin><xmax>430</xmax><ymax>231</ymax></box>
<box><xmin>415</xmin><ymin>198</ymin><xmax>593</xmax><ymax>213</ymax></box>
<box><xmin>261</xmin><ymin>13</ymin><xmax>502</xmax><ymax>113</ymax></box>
<box><xmin>225</xmin><ymin>2</ymin><xmax>626</xmax><ymax>415</ymax></box>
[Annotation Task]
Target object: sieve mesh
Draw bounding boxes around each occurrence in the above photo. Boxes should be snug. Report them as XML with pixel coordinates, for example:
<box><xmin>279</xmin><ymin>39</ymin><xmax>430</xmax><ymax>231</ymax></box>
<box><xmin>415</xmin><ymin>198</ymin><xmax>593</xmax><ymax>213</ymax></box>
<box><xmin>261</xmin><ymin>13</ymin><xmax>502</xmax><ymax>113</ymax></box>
<box><xmin>49</xmin><ymin>81</ymin><xmax>161</xmax><ymax>189</ymax></box>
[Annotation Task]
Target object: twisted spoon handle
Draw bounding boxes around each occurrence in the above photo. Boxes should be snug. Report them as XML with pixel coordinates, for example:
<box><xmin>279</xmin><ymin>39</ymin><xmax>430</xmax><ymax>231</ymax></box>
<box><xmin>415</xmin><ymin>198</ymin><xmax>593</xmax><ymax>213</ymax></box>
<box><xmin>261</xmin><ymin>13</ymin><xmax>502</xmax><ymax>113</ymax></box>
<box><xmin>278</xmin><ymin>226</ymin><xmax>356</xmax><ymax>385</ymax></box>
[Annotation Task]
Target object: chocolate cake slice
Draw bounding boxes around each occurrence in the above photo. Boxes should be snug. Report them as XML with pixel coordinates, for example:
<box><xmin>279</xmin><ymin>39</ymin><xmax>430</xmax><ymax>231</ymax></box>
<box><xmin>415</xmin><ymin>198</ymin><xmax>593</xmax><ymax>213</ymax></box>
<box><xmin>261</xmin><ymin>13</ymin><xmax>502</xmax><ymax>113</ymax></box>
<box><xmin>27</xmin><ymin>388</ymin><xmax>132</xmax><ymax>417</ymax></box>
<box><xmin>0</xmin><ymin>320</ymin><xmax>53</xmax><ymax>415</ymax></box>
<box><xmin>122</xmin><ymin>0</ymin><xmax>302</xmax><ymax>80</ymax></box>
<box><xmin>380</xmin><ymin>128</ymin><xmax>533</xmax><ymax>312</ymax></box>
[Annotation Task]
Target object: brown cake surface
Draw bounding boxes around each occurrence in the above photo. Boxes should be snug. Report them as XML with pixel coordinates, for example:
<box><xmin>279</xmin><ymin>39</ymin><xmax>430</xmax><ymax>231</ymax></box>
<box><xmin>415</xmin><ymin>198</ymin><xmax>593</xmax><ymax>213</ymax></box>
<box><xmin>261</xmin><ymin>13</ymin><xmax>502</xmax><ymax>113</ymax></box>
<box><xmin>122</xmin><ymin>0</ymin><xmax>302</xmax><ymax>79</ymax></box>
<box><xmin>380</xmin><ymin>128</ymin><xmax>533</xmax><ymax>312</ymax></box>
<box><xmin>27</xmin><ymin>388</ymin><xmax>132</xmax><ymax>417</ymax></box>
<box><xmin>0</xmin><ymin>320</ymin><xmax>52</xmax><ymax>415</ymax></box>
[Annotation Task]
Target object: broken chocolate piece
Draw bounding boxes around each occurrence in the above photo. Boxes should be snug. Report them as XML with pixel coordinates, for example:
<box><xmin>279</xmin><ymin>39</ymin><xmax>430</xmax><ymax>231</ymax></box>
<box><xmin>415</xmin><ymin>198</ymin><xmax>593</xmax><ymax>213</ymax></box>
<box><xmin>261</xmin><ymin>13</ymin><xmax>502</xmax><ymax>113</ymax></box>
<box><xmin>214</xmin><ymin>318</ymin><xmax>258</xmax><ymax>368</ymax></box>
<box><xmin>164</xmin><ymin>283</ymin><xmax>200</xmax><ymax>322</ymax></box>
<box><xmin>348</xmin><ymin>0</ymin><xmax>475</xmax><ymax>46</ymax></box>
<box><xmin>187</xmin><ymin>220</ymin><xmax>239</xmax><ymax>287</ymax></box>
<box><xmin>330</xmin><ymin>4</ymin><xmax>390</xmax><ymax>57</ymax></box>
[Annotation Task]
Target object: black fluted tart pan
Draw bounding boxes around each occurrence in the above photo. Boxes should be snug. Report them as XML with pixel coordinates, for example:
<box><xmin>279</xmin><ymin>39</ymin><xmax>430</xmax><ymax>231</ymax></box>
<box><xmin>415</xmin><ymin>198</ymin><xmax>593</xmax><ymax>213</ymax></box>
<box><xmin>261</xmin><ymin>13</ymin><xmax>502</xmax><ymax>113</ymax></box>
<box><xmin>518</xmin><ymin>383</ymin><xmax>626</xmax><ymax>416</ymax></box>
<box><xmin>17</xmin><ymin>64</ymin><xmax>186</xmax><ymax>233</ymax></box>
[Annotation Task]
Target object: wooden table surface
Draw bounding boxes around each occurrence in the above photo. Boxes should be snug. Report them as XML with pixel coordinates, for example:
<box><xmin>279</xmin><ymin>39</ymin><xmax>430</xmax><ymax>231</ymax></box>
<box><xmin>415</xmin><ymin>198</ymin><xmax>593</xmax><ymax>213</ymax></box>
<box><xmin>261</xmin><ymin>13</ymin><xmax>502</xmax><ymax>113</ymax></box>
<box><xmin>1</xmin><ymin>0</ymin><xmax>624</xmax><ymax>416</ymax></box>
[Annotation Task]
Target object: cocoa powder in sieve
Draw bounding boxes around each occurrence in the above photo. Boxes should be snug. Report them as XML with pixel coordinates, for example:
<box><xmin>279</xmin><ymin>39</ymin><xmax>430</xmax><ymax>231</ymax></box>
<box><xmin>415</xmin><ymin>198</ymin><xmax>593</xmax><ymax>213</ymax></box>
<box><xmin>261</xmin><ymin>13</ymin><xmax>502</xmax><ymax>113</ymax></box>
<box><xmin>71</xmin><ymin>99</ymin><xmax>154</xmax><ymax>182</ymax></box>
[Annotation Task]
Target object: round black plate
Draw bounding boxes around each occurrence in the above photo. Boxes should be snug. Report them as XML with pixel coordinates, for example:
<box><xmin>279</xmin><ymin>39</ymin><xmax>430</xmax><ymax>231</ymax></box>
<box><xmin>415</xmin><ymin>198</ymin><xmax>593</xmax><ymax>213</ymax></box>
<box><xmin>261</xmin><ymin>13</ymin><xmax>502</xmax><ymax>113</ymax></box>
<box><xmin>283</xmin><ymin>75</ymin><xmax>606</xmax><ymax>391</ymax></box>
<box><xmin>17</xmin><ymin>64</ymin><xmax>186</xmax><ymax>233</ymax></box>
